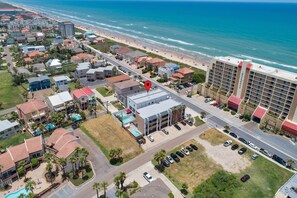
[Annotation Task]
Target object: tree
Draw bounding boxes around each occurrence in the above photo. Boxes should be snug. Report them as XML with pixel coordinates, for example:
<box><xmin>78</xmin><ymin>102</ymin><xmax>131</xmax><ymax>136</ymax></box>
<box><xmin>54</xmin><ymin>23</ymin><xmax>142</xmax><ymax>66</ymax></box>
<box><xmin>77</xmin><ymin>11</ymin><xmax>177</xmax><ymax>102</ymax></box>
<box><xmin>113</xmin><ymin>175</ymin><xmax>121</xmax><ymax>189</ymax></box>
<box><xmin>17</xmin><ymin>160</ymin><xmax>27</xmax><ymax>179</ymax></box>
<box><xmin>58</xmin><ymin>158</ymin><xmax>67</xmax><ymax>177</ymax></box>
<box><xmin>200</xmin><ymin>111</ymin><xmax>206</xmax><ymax>119</ymax></box>
<box><xmin>30</xmin><ymin>158</ymin><xmax>39</xmax><ymax>168</ymax></box>
<box><xmin>118</xmin><ymin>172</ymin><xmax>126</xmax><ymax>190</ymax></box>
<box><xmin>93</xmin><ymin>182</ymin><xmax>101</xmax><ymax>198</ymax></box>
<box><xmin>46</xmin><ymin>162</ymin><xmax>53</xmax><ymax>176</ymax></box>
<box><xmin>44</xmin><ymin>152</ymin><xmax>54</xmax><ymax>163</ymax></box>
<box><xmin>181</xmin><ymin>182</ymin><xmax>189</xmax><ymax>195</ymax></box>
<box><xmin>100</xmin><ymin>181</ymin><xmax>108</xmax><ymax>198</ymax></box>
<box><xmin>224</xmin><ymin>125</ymin><xmax>230</xmax><ymax>132</ymax></box>
<box><xmin>81</xmin><ymin>148</ymin><xmax>89</xmax><ymax>167</ymax></box>
<box><xmin>115</xmin><ymin>148</ymin><xmax>123</xmax><ymax>160</ymax></box>
<box><xmin>109</xmin><ymin>148</ymin><xmax>117</xmax><ymax>159</ymax></box>
<box><xmin>115</xmin><ymin>189</ymin><xmax>129</xmax><ymax>198</ymax></box>
<box><xmin>18</xmin><ymin>193</ymin><xmax>26</xmax><ymax>198</ymax></box>
<box><xmin>25</xmin><ymin>180</ymin><xmax>36</xmax><ymax>195</ymax></box>
<box><xmin>286</xmin><ymin>159</ymin><xmax>295</xmax><ymax>168</ymax></box>
<box><xmin>154</xmin><ymin>149</ymin><xmax>166</xmax><ymax>165</ymax></box>
<box><xmin>69</xmin><ymin>155</ymin><xmax>77</xmax><ymax>175</ymax></box>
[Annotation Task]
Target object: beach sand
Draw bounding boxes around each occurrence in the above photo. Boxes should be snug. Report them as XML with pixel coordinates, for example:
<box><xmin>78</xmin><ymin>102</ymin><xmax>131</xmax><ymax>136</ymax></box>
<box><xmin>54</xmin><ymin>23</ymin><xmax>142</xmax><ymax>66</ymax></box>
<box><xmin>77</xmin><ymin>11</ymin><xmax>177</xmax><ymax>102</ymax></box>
<box><xmin>11</xmin><ymin>3</ymin><xmax>208</xmax><ymax>72</ymax></box>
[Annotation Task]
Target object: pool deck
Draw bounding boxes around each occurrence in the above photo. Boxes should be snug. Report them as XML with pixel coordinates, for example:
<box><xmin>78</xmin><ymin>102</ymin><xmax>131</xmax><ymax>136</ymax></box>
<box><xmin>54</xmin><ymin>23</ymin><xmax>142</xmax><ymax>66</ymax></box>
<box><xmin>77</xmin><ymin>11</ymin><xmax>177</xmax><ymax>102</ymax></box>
<box><xmin>0</xmin><ymin>163</ymin><xmax>62</xmax><ymax>198</ymax></box>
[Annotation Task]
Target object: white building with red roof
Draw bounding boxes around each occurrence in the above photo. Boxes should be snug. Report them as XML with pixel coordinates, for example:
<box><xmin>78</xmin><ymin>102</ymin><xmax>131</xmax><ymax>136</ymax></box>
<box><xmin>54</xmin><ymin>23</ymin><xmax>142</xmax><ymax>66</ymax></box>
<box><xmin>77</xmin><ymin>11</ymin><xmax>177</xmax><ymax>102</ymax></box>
<box><xmin>72</xmin><ymin>87</ymin><xmax>95</xmax><ymax>110</ymax></box>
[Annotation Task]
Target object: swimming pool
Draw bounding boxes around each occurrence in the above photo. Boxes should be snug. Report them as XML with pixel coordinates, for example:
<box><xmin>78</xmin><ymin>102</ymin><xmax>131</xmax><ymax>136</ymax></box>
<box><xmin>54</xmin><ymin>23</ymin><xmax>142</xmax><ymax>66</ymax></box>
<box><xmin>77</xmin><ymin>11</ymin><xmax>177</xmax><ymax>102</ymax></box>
<box><xmin>5</xmin><ymin>188</ymin><xmax>30</xmax><ymax>198</ymax></box>
<box><xmin>71</xmin><ymin>114</ymin><xmax>82</xmax><ymax>121</ymax></box>
<box><xmin>45</xmin><ymin>123</ymin><xmax>55</xmax><ymax>130</ymax></box>
<box><xmin>129</xmin><ymin>127</ymin><xmax>142</xmax><ymax>138</ymax></box>
<box><xmin>115</xmin><ymin>112</ymin><xmax>135</xmax><ymax>124</ymax></box>
<box><xmin>122</xmin><ymin>116</ymin><xmax>134</xmax><ymax>124</ymax></box>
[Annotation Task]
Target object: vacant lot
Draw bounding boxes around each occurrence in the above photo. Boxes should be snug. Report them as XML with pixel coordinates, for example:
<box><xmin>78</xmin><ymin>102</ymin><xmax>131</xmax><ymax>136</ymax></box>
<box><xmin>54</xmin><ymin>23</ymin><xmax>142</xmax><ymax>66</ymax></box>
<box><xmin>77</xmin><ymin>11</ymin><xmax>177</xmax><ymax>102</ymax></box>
<box><xmin>199</xmin><ymin>128</ymin><xmax>229</xmax><ymax>146</ymax></box>
<box><xmin>0</xmin><ymin>72</ymin><xmax>24</xmax><ymax>109</ymax></box>
<box><xmin>96</xmin><ymin>87</ymin><xmax>113</xmax><ymax>97</ymax></box>
<box><xmin>159</xmin><ymin>140</ymin><xmax>222</xmax><ymax>192</ymax></box>
<box><xmin>0</xmin><ymin>133</ymin><xmax>32</xmax><ymax>149</ymax></box>
<box><xmin>191</xmin><ymin>116</ymin><xmax>205</xmax><ymax>127</ymax></box>
<box><xmin>81</xmin><ymin>115</ymin><xmax>143</xmax><ymax>163</ymax></box>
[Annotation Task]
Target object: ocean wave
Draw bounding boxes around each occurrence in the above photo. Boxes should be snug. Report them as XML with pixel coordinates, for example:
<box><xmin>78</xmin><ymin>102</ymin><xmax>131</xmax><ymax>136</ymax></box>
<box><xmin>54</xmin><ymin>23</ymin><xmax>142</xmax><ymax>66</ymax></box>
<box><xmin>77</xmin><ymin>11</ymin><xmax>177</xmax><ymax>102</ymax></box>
<box><xmin>125</xmin><ymin>23</ymin><xmax>134</xmax><ymax>26</ymax></box>
<box><xmin>239</xmin><ymin>55</ymin><xmax>297</xmax><ymax>70</ymax></box>
<box><xmin>87</xmin><ymin>15</ymin><xmax>91</xmax><ymax>18</ymax></box>
<box><xmin>143</xmin><ymin>26</ymin><xmax>148</xmax><ymax>29</ymax></box>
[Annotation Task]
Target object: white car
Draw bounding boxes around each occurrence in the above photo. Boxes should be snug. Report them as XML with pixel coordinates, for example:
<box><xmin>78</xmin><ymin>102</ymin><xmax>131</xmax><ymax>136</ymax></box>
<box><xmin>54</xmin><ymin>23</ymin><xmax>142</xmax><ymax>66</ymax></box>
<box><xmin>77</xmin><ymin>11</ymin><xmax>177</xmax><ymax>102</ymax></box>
<box><xmin>251</xmin><ymin>153</ymin><xmax>258</xmax><ymax>160</ymax></box>
<box><xmin>166</xmin><ymin>155</ymin><xmax>174</xmax><ymax>164</ymax></box>
<box><xmin>235</xmin><ymin>114</ymin><xmax>240</xmax><ymax>118</ymax></box>
<box><xmin>249</xmin><ymin>143</ymin><xmax>259</xmax><ymax>150</ymax></box>
<box><xmin>181</xmin><ymin>147</ymin><xmax>190</xmax><ymax>155</ymax></box>
<box><xmin>143</xmin><ymin>172</ymin><xmax>153</xmax><ymax>183</ymax></box>
<box><xmin>224</xmin><ymin>140</ymin><xmax>232</xmax><ymax>147</ymax></box>
<box><xmin>147</xmin><ymin>135</ymin><xmax>154</xmax><ymax>142</ymax></box>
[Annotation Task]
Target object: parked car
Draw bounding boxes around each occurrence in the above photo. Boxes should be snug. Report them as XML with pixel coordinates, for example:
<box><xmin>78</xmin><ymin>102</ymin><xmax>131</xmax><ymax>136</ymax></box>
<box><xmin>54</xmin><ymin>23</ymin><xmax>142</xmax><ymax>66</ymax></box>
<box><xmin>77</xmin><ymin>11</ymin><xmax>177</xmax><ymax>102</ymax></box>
<box><xmin>143</xmin><ymin>172</ymin><xmax>153</xmax><ymax>182</ymax></box>
<box><xmin>259</xmin><ymin>148</ymin><xmax>272</xmax><ymax>158</ymax></box>
<box><xmin>176</xmin><ymin>151</ymin><xmax>185</xmax><ymax>158</ymax></box>
<box><xmin>229</xmin><ymin>132</ymin><xmax>238</xmax><ymax>138</ymax></box>
<box><xmin>238</xmin><ymin>147</ymin><xmax>247</xmax><ymax>155</ymax></box>
<box><xmin>190</xmin><ymin>144</ymin><xmax>198</xmax><ymax>150</ymax></box>
<box><xmin>240</xmin><ymin>174</ymin><xmax>250</xmax><ymax>182</ymax></box>
<box><xmin>186</xmin><ymin>146</ymin><xmax>193</xmax><ymax>152</ymax></box>
<box><xmin>235</xmin><ymin>114</ymin><xmax>240</xmax><ymax>118</ymax></box>
<box><xmin>249</xmin><ymin>143</ymin><xmax>259</xmax><ymax>150</ymax></box>
<box><xmin>166</xmin><ymin>155</ymin><xmax>174</xmax><ymax>164</ymax></box>
<box><xmin>238</xmin><ymin>137</ymin><xmax>248</xmax><ymax>144</ymax></box>
<box><xmin>170</xmin><ymin>153</ymin><xmax>180</xmax><ymax>162</ymax></box>
<box><xmin>162</xmin><ymin>129</ymin><xmax>169</xmax><ymax>135</ymax></box>
<box><xmin>251</xmin><ymin>153</ymin><xmax>258</xmax><ymax>160</ymax></box>
<box><xmin>272</xmin><ymin>155</ymin><xmax>286</xmax><ymax>166</ymax></box>
<box><xmin>137</xmin><ymin>138</ymin><xmax>145</xmax><ymax>144</ymax></box>
<box><xmin>231</xmin><ymin>144</ymin><xmax>239</xmax><ymax>150</ymax></box>
<box><xmin>174</xmin><ymin>124</ymin><xmax>181</xmax><ymax>131</ymax></box>
<box><xmin>180</xmin><ymin>120</ymin><xmax>186</xmax><ymax>126</ymax></box>
<box><xmin>239</xmin><ymin>115</ymin><xmax>244</xmax><ymax>120</ymax></box>
<box><xmin>181</xmin><ymin>147</ymin><xmax>190</xmax><ymax>156</ymax></box>
<box><xmin>162</xmin><ymin>159</ymin><xmax>170</xmax><ymax>167</ymax></box>
<box><xmin>185</xmin><ymin>119</ymin><xmax>193</xmax><ymax>126</ymax></box>
<box><xmin>147</xmin><ymin>135</ymin><xmax>154</xmax><ymax>142</ymax></box>
<box><xmin>224</xmin><ymin>140</ymin><xmax>232</xmax><ymax>147</ymax></box>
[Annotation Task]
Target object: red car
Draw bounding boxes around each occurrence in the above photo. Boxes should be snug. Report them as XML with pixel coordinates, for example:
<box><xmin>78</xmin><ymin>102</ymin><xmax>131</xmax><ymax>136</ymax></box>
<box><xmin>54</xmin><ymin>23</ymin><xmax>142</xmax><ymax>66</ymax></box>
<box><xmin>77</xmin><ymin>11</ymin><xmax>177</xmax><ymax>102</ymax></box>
<box><xmin>180</xmin><ymin>120</ymin><xmax>186</xmax><ymax>126</ymax></box>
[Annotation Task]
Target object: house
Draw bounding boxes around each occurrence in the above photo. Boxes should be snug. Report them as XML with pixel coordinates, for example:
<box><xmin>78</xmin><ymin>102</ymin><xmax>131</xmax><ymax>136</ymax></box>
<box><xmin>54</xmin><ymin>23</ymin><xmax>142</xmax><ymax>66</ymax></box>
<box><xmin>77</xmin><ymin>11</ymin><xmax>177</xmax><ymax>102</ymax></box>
<box><xmin>15</xmin><ymin>36</ymin><xmax>26</xmax><ymax>42</ymax></box>
<box><xmin>46</xmin><ymin>91</ymin><xmax>74</xmax><ymax>113</ymax></box>
<box><xmin>28</xmin><ymin>75</ymin><xmax>51</xmax><ymax>91</ymax></box>
<box><xmin>110</xmin><ymin>44</ymin><xmax>121</xmax><ymax>54</ymax></box>
<box><xmin>6</xmin><ymin>38</ymin><xmax>15</xmax><ymax>44</ymax></box>
<box><xmin>17</xmin><ymin>67</ymin><xmax>32</xmax><ymax>76</ymax></box>
<box><xmin>46</xmin><ymin>59</ymin><xmax>62</xmax><ymax>69</ymax></box>
<box><xmin>86</xmin><ymin>34</ymin><xmax>96</xmax><ymax>42</ymax></box>
<box><xmin>16</xmin><ymin>99</ymin><xmax>49</xmax><ymax>127</ymax></box>
<box><xmin>72</xmin><ymin>47</ymin><xmax>84</xmax><ymax>54</ymax></box>
<box><xmin>91</xmin><ymin>58</ymin><xmax>106</xmax><ymax>67</ymax></box>
<box><xmin>27</xmin><ymin>51</ymin><xmax>47</xmax><ymax>60</ymax></box>
<box><xmin>106</xmin><ymin>74</ymin><xmax>131</xmax><ymax>87</ymax></box>
<box><xmin>26</xmin><ymin>35</ymin><xmax>36</xmax><ymax>42</ymax></box>
<box><xmin>72</xmin><ymin>87</ymin><xmax>95</xmax><ymax>110</ymax></box>
<box><xmin>71</xmin><ymin>53</ymin><xmax>94</xmax><ymax>63</ymax></box>
<box><xmin>0</xmin><ymin>136</ymin><xmax>44</xmax><ymax>187</ymax></box>
<box><xmin>86</xmin><ymin>66</ymin><xmax>114</xmax><ymax>81</ymax></box>
<box><xmin>158</xmin><ymin>63</ymin><xmax>180</xmax><ymax>78</ymax></box>
<box><xmin>53</xmin><ymin>75</ymin><xmax>71</xmax><ymax>90</ymax></box>
<box><xmin>171</xmin><ymin>67</ymin><xmax>194</xmax><ymax>84</ymax></box>
<box><xmin>135</xmin><ymin>98</ymin><xmax>185</xmax><ymax>135</ymax></box>
<box><xmin>93</xmin><ymin>37</ymin><xmax>104</xmax><ymax>44</ymax></box>
<box><xmin>131</xmin><ymin>179</ymin><xmax>171</xmax><ymax>198</ymax></box>
<box><xmin>75</xmin><ymin>62</ymin><xmax>91</xmax><ymax>78</ymax></box>
<box><xmin>22</xmin><ymin>45</ymin><xmax>46</xmax><ymax>55</ymax></box>
<box><xmin>115</xmin><ymin>47</ymin><xmax>131</xmax><ymax>59</ymax></box>
<box><xmin>125</xmin><ymin>50</ymin><xmax>147</xmax><ymax>63</ymax></box>
<box><xmin>114</xmin><ymin>80</ymin><xmax>144</xmax><ymax>106</ymax></box>
<box><xmin>31</xmin><ymin>63</ymin><xmax>46</xmax><ymax>73</ymax></box>
<box><xmin>0</xmin><ymin>120</ymin><xmax>19</xmax><ymax>139</ymax></box>
<box><xmin>145</xmin><ymin>58</ymin><xmax>166</xmax><ymax>72</ymax></box>
<box><xmin>46</xmin><ymin>128</ymin><xmax>82</xmax><ymax>172</ymax></box>
<box><xmin>35</xmin><ymin>32</ymin><xmax>45</xmax><ymax>41</ymax></box>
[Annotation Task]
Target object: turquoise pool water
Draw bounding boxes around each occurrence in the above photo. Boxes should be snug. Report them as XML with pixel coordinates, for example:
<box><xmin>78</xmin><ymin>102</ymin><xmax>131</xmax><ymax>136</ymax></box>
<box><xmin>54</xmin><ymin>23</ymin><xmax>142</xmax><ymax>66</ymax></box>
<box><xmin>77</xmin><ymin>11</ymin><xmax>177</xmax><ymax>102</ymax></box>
<box><xmin>122</xmin><ymin>116</ymin><xmax>134</xmax><ymax>124</ymax></box>
<box><xmin>45</xmin><ymin>123</ymin><xmax>55</xmax><ymax>130</ymax></box>
<box><xmin>130</xmin><ymin>128</ymin><xmax>142</xmax><ymax>138</ymax></box>
<box><xmin>5</xmin><ymin>188</ymin><xmax>30</xmax><ymax>198</ymax></box>
<box><xmin>71</xmin><ymin>114</ymin><xmax>82</xmax><ymax>121</ymax></box>
<box><xmin>116</xmin><ymin>112</ymin><xmax>135</xmax><ymax>124</ymax></box>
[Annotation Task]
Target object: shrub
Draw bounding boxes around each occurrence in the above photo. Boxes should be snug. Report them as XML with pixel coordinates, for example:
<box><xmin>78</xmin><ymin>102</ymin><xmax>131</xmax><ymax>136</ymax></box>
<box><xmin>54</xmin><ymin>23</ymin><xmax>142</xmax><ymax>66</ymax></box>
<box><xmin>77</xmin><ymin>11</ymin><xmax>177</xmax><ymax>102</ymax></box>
<box><xmin>231</xmin><ymin>111</ymin><xmax>236</xmax><ymax>115</ymax></box>
<box><xmin>223</xmin><ymin>107</ymin><xmax>230</xmax><ymax>112</ymax></box>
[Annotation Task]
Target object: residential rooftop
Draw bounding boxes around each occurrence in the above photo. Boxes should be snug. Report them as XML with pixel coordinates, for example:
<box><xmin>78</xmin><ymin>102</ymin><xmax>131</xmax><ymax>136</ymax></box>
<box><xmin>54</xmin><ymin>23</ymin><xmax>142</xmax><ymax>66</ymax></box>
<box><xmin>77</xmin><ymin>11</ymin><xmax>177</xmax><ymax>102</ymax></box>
<box><xmin>47</xmin><ymin>91</ymin><xmax>72</xmax><ymax>107</ymax></box>
<box><xmin>128</xmin><ymin>89</ymin><xmax>169</xmax><ymax>104</ymax></box>
<box><xmin>0</xmin><ymin>120</ymin><xmax>18</xmax><ymax>131</ymax></box>
<box><xmin>53</xmin><ymin>75</ymin><xmax>71</xmax><ymax>82</ymax></box>
<box><xmin>114</xmin><ymin>79</ymin><xmax>140</xmax><ymax>89</ymax></box>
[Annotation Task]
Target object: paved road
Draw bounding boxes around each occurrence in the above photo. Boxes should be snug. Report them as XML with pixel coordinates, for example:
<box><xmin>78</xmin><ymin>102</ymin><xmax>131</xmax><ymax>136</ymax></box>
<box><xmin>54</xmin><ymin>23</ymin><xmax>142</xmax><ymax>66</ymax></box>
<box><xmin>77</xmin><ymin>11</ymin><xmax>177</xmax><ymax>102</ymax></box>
<box><xmin>71</xmin><ymin>124</ymin><xmax>209</xmax><ymax>198</ymax></box>
<box><xmin>0</xmin><ymin>107</ymin><xmax>16</xmax><ymax>116</ymax></box>
<box><xmin>4</xmin><ymin>46</ymin><xmax>15</xmax><ymax>74</ymax></box>
<box><xmin>84</xmin><ymin>43</ymin><xmax>297</xmax><ymax>166</ymax></box>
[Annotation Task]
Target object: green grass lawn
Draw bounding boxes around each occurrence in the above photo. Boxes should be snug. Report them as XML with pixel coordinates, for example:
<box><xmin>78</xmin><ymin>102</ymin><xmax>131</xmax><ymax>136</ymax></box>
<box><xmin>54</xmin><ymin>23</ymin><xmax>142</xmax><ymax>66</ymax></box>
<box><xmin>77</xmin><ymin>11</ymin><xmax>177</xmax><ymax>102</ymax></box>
<box><xmin>0</xmin><ymin>72</ymin><xmax>25</xmax><ymax>109</ymax></box>
<box><xmin>96</xmin><ymin>87</ymin><xmax>113</xmax><ymax>97</ymax></box>
<box><xmin>190</xmin><ymin>116</ymin><xmax>205</xmax><ymax>127</ymax></box>
<box><xmin>69</xmin><ymin>163</ymin><xmax>94</xmax><ymax>186</ymax></box>
<box><xmin>0</xmin><ymin>133</ymin><xmax>32</xmax><ymax>149</ymax></box>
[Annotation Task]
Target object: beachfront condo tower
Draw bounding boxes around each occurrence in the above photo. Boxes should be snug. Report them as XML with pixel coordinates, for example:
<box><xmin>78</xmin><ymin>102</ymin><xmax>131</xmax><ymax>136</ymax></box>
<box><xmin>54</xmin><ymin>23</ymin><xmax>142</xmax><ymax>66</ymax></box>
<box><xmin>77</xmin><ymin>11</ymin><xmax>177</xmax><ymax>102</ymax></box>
<box><xmin>58</xmin><ymin>21</ymin><xmax>74</xmax><ymax>38</ymax></box>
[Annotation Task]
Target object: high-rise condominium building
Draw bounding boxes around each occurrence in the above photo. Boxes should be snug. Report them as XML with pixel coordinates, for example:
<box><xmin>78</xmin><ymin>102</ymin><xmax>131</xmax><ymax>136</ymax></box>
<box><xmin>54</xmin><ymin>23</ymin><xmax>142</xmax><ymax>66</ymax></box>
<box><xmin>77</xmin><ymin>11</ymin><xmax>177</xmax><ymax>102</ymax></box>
<box><xmin>205</xmin><ymin>56</ymin><xmax>297</xmax><ymax>136</ymax></box>
<box><xmin>58</xmin><ymin>21</ymin><xmax>74</xmax><ymax>38</ymax></box>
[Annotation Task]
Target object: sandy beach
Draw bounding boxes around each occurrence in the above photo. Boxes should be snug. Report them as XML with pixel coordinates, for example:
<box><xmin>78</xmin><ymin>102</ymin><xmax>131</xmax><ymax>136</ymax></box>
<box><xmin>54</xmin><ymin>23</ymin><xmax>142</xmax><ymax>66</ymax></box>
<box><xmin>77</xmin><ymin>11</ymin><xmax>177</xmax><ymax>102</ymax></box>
<box><xmin>9</xmin><ymin>2</ymin><xmax>209</xmax><ymax>72</ymax></box>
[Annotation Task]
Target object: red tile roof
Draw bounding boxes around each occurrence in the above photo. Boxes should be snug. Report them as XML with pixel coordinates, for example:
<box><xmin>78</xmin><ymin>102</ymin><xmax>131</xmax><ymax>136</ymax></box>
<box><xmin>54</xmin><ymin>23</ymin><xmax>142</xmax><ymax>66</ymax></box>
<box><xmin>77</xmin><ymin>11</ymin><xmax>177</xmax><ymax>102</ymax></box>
<box><xmin>72</xmin><ymin>89</ymin><xmax>87</xmax><ymax>99</ymax></box>
<box><xmin>81</xmin><ymin>87</ymin><xmax>95</xmax><ymax>96</ymax></box>
<box><xmin>53</xmin><ymin>134</ymin><xmax>77</xmax><ymax>151</ymax></box>
<box><xmin>116</xmin><ymin>47</ymin><xmax>131</xmax><ymax>55</ymax></box>
<box><xmin>27</xmin><ymin>51</ymin><xmax>46</xmax><ymax>58</ymax></box>
<box><xmin>7</xmin><ymin>143</ymin><xmax>28</xmax><ymax>163</ymax></box>
<box><xmin>172</xmin><ymin>73</ymin><xmax>184</xmax><ymax>79</ymax></box>
<box><xmin>282</xmin><ymin>121</ymin><xmax>297</xmax><ymax>137</ymax></box>
<box><xmin>0</xmin><ymin>152</ymin><xmax>15</xmax><ymax>172</ymax></box>
<box><xmin>46</xmin><ymin>128</ymin><xmax>68</xmax><ymax>147</ymax></box>
<box><xmin>253</xmin><ymin>106</ymin><xmax>267</xmax><ymax>119</ymax></box>
<box><xmin>16</xmin><ymin>99</ymin><xmax>48</xmax><ymax>115</ymax></box>
<box><xmin>25</xmin><ymin>136</ymin><xmax>43</xmax><ymax>154</ymax></box>
<box><xmin>176</xmin><ymin>68</ymin><xmax>194</xmax><ymax>75</ymax></box>
<box><xmin>106</xmin><ymin>74</ymin><xmax>131</xmax><ymax>84</ymax></box>
<box><xmin>228</xmin><ymin>95</ymin><xmax>242</xmax><ymax>110</ymax></box>
<box><xmin>56</xmin><ymin>141</ymin><xmax>82</xmax><ymax>159</ymax></box>
<box><xmin>146</xmin><ymin>58</ymin><xmax>165</xmax><ymax>64</ymax></box>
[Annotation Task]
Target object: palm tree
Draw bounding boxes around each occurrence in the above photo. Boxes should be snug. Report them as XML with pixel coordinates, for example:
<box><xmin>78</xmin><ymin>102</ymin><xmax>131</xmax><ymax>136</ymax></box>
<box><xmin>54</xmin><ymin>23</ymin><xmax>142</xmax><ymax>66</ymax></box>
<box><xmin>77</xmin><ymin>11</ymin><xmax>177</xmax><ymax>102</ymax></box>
<box><xmin>25</xmin><ymin>180</ymin><xmax>36</xmax><ymax>194</ymax></box>
<box><xmin>100</xmin><ymin>181</ymin><xmax>108</xmax><ymax>198</ymax></box>
<box><xmin>44</xmin><ymin>152</ymin><xmax>54</xmax><ymax>163</ymax></box>
<box><xmin>286</xmin><ymin>159</ymin><xmax>295</xmax><ymax>168</ymax></box>
<box><xmin>46</xmin><ymin>162</ymin><xmax>53</xmax><ymax>178</ymax></box>
<box><xmin>58</xmin><ymin>158</ymin><xmax>67</xmax><ymax>177</ymax></box>
<box><xmin>154</xmin><ymin>149</ymin><xmax>166</xmax><ymax>165</ymax></box>
<box><xmin>69</xmin><ymin>155</ymin><xmax>77</xmax><ymax>175</ymax></box>
<box><xmin>93</xmin><ymin>182</ymin><xmax>101</xmax><ymax>198</ymax></box>
<box><xmin>115</xmin><ymin>189</ymin><xmax>128</xmax><ymax>198</ymax></box>
<box><xmin>118</xmin><ymin>172</ymin><xmax>126</xmax><ymax>190</ymax></box>
<box><xmin>224</xmin><ymin>125</ymin><xmax>230</xmax><ymax>132</ymax></box>
<box><xmin>200</xmin><ymin>111</ymin><xmax>206</xmax><ymax>119</ymax></box>
<box><xmin>113</xmin><ymin>175</ymin><xmax>121</xmax><ymax>189</ymax></box>
<box><xmin>26</xmin><ymin>192</ymin><xmax>36</xmax><ymax>198</ymax></box>
<box><xmin>17</xmin><ymin>160</ymin><xmax>27</xmax><ymax>179</ymax></box>
<box><xmin>115</xmin><ymin>148</ymin><xmax>123</xmax><ymax>160</ymax></box>
<box><xmin>81</xmin><ymin>148</ymin><xmax>89</xmax><ymax>167</ymax></box>
<box><xmin>17</xmin><ymin>193</ymin><xmax>26</xmax><ymax>198</ymax></box>
<box><xmin>109</xmin><ymin>148</ymin><xmax>117</xmax><ymax>160</ymax></box>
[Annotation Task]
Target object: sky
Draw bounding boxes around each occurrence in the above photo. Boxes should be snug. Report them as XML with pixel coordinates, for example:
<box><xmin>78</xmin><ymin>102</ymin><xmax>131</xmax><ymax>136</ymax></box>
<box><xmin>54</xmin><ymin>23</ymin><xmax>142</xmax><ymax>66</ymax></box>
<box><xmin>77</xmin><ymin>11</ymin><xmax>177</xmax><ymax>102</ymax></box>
<box><xmin>78</xmin><ymin>0</ymin><xmax>297</xmax><ymax>2</ymax></box>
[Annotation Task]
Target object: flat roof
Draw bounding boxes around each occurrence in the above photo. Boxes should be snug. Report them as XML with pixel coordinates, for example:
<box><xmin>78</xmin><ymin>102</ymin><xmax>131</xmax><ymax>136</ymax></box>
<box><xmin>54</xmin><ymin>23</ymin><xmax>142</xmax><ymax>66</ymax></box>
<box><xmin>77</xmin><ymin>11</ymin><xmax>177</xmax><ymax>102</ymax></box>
<box><xmin>0</xmin><ymin>120</ymin><xmax>18</xmax><ymax>131</ymax></box>
<box><xmin>137</xmin><ymin>99</ymin><xmax>181</xmax><ymax>119</ymax></box>
<box><xmin>128</xmin><ymin>89</ymin><xmax>169</xmax><ymax>104</ymax></box>
<box><xmin>276</xmin><ymin>173</ymin><xmax>297</xmax><ymax>198</ymax></box>
<box><xmin>53</xmin><ymin>75</ymin><xmax>71</xmax><ymax>82</ymax></box>
<box><xmin>114</xmin><ymin>79</ymin><xmax>140</xmax><ymax>89</ymax></box>
<box><xmin>47</xmin><ymin>91</ymin><xmax>72</xmax><ymax>107</ymax></box>
<box><xmin>214</xmin><ymin>56</ymin><xmax>297</xmax><ymax>83</ymax></box>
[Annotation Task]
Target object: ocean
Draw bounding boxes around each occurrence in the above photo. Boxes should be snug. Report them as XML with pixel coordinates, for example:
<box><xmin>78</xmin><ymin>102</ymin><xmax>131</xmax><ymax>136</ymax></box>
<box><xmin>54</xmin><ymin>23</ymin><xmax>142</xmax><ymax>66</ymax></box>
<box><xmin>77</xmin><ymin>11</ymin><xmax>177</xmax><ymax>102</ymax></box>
<box><xmin>8</xmin><ymin>0</ymin><xmax>297</xmax><ymax>72</ymax></box>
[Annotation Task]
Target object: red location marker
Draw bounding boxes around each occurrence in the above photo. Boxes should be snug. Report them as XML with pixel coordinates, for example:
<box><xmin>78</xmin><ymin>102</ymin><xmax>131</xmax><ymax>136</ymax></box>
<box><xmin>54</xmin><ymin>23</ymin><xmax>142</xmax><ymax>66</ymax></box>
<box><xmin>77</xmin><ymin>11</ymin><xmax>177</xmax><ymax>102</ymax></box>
<box><xmin>144</xmin><ymin>80</ymin><xmax>152</xmax><ymax>92</ymax></box>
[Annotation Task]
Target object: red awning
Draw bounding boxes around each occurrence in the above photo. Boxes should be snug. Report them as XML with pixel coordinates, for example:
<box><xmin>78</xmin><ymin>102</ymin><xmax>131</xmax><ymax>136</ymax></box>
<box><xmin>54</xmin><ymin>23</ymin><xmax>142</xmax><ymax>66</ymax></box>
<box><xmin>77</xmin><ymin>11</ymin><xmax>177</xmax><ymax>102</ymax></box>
<box><xmin>253</xmin><ymin>106</ymin><xmax>267</xmax><ymax>119</ymax></box>
<box><xmin>228</xmin><ymin>95</ymin><xmax>242</xmax><ymax>110</ymax></box>
<box><xmin>282</xmin><ymin>121</ymin><xmax>297</xmax><ymax>137</ymax></box>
